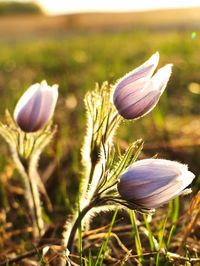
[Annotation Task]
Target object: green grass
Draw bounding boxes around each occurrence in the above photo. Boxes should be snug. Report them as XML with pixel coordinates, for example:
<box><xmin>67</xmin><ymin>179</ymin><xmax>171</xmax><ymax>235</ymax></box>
<box><xmin>0</xmin><ymin>29</ymin><xmax>199</xmax><ymax>192</ymax></box>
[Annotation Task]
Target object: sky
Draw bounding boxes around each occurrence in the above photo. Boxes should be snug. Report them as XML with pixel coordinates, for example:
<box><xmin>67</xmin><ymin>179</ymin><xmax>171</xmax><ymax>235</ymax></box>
<box><xmin>35</xmin><ymin>0</ymin><xmax>200</xmax><ymax>15</ymax></box>
<box><xmin>6</xmin><ymin>0</ymin><xmax>200</xmax><ymax>15</ymax></box>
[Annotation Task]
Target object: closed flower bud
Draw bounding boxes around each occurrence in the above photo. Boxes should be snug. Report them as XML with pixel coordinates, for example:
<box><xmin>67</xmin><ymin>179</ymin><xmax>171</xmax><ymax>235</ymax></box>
<box><xmin>117</xmin><ymin>159</ymin><xmax>195</xmax><ymax>209</ymax></box>
<box><xmin>113</xmin><ymin>52</ymin><xmax>172</xmax><ymax>119</ymax></box>
<box><xmin>14</xmin><ymin>81</ymin><xmax>58</xmax><ymax>132</ymax></box>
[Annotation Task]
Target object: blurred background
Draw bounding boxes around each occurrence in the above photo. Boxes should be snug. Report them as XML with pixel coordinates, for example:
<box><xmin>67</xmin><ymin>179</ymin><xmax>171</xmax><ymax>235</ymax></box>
<box><xmin>0</xmin><ymin>0</ymin><xmax>200</xmax><ymax>233</ymax></box>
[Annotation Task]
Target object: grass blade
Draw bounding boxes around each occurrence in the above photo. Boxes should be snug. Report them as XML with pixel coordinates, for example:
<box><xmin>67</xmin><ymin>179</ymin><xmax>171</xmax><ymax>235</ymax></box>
<box><xmin>143</xmin><ymin>214</ymin><xmax>155</xmax><ymax>252</ymax></box>
<box><xmin>156</xmin><ymin>214</ymin><xmax>168</xmax><ymax>265</ymax></box>
<box><xmin>166</xmin><ymin>198</ymin><xmax>179</xmax><ymax>251</ymax></box>
<box><xmin>94</xmin><ymin>208</ymin><xmax>118</xmax><ymax>266</ymax></box>
<box><xmin>169</xmin><ymin>197</ymin><xmax>179</xmax><ymax>224</ymax></box>
<box><xmin>94</xmin><ymin>243</ymin><xmax>104</xmax><ymax>266</ymax></box>
<box><xmin>130</xmin><ymin>210</ymin><xmax>143</xmax><ymax>264</ymax></box>
<box><xmin>88</xmin><ymin>249</ymin><xmax>94</xmax><ymax>266</ymax></box>
<box><xmin>166</xmin><ymin>224</ymin><xmax>175</xmax><ymax>251</ymax></box>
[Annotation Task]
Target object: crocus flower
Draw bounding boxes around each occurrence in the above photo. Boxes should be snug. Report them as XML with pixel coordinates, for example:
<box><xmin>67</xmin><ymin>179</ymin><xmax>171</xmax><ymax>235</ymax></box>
<box><xmin>14</xmin><ymin>81</ymin><xmax>58</xmax><ymax>132</ymax></box>
<box><xmin>113</xmin><ymin>52</ymin><xmax>172</xmax><ymax>119</ymax></box>
<box><xmin>117</xmin><ymin>159</ymin><xmax>195</xmax><ymax>209</ymax></box>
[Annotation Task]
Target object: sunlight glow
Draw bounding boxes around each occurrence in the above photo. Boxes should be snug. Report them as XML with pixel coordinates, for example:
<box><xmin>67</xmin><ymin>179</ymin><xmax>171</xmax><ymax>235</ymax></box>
<box><xmin>36</xmin><ymin>0</ymin><xmax>200</xmax><ymax>15</ymax></box>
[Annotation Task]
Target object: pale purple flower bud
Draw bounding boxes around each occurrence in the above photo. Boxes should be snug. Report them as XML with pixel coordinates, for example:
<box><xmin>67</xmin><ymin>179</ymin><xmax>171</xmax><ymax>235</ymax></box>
<box><xmin>117</xmin><ymin>159</ymin><xmax>195</xmax><ymax>209</ymax></box>
<box><xmin>14</xmin><ymin>81</ymin><xmax>58</xmax><ymax>132</ymax></box>
<box><xmin>113</xmin><ymin>52</ymin><xmax>172</xmax><ymax>119</ymax></box>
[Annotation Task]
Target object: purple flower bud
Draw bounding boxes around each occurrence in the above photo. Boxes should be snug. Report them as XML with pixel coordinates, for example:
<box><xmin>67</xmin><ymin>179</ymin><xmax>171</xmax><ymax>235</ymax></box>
<box><xmin>113</xmin><ymin>52</ymin><xmax>172</xmax><ymax>119</ymax></box>
<box><xmin>117</xmin><ymin>159</ymin><xmax>195</xmax><ymax>209</ymax></box>
<box><xmin>14</xmin><ymin>81</ymin><xmax>58</xmax><ymax>132</ymax></box>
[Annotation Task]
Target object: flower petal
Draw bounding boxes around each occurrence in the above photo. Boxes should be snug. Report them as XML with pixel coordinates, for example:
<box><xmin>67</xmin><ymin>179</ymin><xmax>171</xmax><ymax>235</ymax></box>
<box><xmin>116</xmin><ymin>90</ymin><xmax>160</xmax><ymax>119</ymax></box>
<box><xmin>14</xmin><ymin>81</ymin><xmax>58</xmax><ymax>132</ymax></box>
<box><xmin>117</xmin><ymin>159</ymin><xmax>195</xmax><ymax>209</ymax></box>
<box><xmin>114</xmin><ymin>63</ymin><xmax>172</xmax><ymax>120</ymax></box>
<box><xmin>113</xmin><ymin>52</ymin><xmax>159</xmax><ymax>102</ymax></box>
<box><xmin>32</xmin><ymin>84</ymin><xmax>58</xmax><ymax>131</ymax></box>
<box><xmin>14</xmin><ymin>84</ymin><xmax>42</xmax><ymax>132</ymax></box>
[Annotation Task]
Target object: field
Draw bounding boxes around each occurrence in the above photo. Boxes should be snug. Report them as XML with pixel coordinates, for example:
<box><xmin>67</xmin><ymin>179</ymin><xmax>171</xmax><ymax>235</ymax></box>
<box><xmin>0</xmin><ymin>7</ymin><xmax>200</xmax><ymax>265</ymax></box>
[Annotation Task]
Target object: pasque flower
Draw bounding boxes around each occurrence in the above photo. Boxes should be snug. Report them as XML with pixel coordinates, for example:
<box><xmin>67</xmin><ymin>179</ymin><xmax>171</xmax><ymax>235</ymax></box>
<box><xmin>113</xmin><ymin>52</ymin><xmax>172</xmax><ymax>119</ymax></box>
<box><xmin>117</xmin><ymin>159</ymin><xmax>195</xmax><ymax>209</ymax></box>
<box><xmin>14</xmin><ymin>81</ymin><xmax>58</xmax><ymax>132</ymax></box>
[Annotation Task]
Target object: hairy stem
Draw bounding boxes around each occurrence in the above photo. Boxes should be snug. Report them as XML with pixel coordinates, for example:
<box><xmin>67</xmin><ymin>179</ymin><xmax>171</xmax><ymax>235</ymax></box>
<box><xmin>11</xmin><ymin>150</ymin><xmax>40</xmax><ymax>239</ymax></box>
<box><xmin>28</xmin><ymin>166</ymin><xmax>44</xmax><ymax>237</ymax></box>
<box><xmin>67</xmin><ymin>202</ymin><xmax>96</xmax><ymax>252</ymax></box>
<box><xmin>87</xmin><ymin>161</ymin><xmax>96</xmax><ymax>190</ymax></box>
<box><xmin>12</xmin><ymin>149</ymin><xmax>44</xmax><ymax>239</ymax></box>
<box><xmin>80</xmin><ymin>160</ymin><xmax>95</xmax><ymax>203</ymax></box>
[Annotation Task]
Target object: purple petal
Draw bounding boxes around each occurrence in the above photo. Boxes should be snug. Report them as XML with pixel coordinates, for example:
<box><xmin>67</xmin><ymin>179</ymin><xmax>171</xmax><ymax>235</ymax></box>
<box><xmin>148</xmin><ymin>64</ymin><xmax>172</xmax><ymax>94</ymax></box>
<box><xmin>115</xmin><ymin>64</ymin><xmax>172</xmax><ymax>120</ymax></box>
<box><xmin>117</xmin><ymin>90</ymin><xmax>160</xmax><ymax>119</ymax></box>
<box><xmin>14</xmin><ymin>81</ymin><xmax>58</xmax><ymax>132</ymax></box>
<box><xmin>117</xmin><ymin>159</ymin><xmax>195</xmax><ymax>208</ymax></box>
<box><xmin>14</xmin><ymin>84</ymin><xmax>42</xmax><ymax>132</ymax></box>
<box><xmin>114</xmin><ymin>78</ymin><xmax>149</xmax><ymax>109</ymax></box>
<box><xmin>113</xmin><ymin>52</ymin><xmax>159</xmax><ymax>102</ymax></box>
<box><xmin>32</xmin><ymin>86</ymin><xmax>58</xmax><ymax>131</ymax></box>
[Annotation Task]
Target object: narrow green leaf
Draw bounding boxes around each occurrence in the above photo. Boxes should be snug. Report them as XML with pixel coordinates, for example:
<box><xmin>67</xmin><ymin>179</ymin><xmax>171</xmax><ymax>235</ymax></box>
<box><xmin>172</xmin><ymin>197</ymin><xmax>179</xmax><ymax>224</ymax></box>
<box><xmin>156</xmin><ymin>215</ymin><xmax>168</xmax><ymax>265</ymax></box>
<box><xmin>89</xmin><ymin>249</ymin><xmax>94</xmax><ymax>266</ymax></box>
<box><xmin>116</xmin><ymin>142</ymin><xmax>122</xmax><ymax>158</ymax></box>
<box><xmin>100</xmin><ymin>208</ymin><xmax>118</xmax><ymax>265</ymax></box>
<box><xmin>143</xmin><ymin>214</ymin><xmax>155</xmax><ymax>252</ymax></box>
<box><xmin>94</xmin><ymin>208</ymin><xmax>118</xmax><ymax>266</ymax></box>
<box><xmin>166</xmin><ymin>224</ymin><xmax>175</xmax><ymax>251</ymax></box>
<box><xmin>84</xmin><ymin>257</ymin><xmax>88</xmax><ymax>266</ymax></box>
<box><xmin>129</xmin><ymin>140</ymin><xmax>143</xmax><ymax>165</ymax></box>
<box><xmin>130</xmin><ymin>210</ymin><xmax>143</xmax><ymax>264</ymax></box>
<box><xmin>184</xmin><ymin>244</ymin><xmax>191</xmax><ymax>261</ymax></box>
<box><xmin>94</xmin><ymin>243</ymin><xmax>104</xmax><ymax>266</ymax></box>
<box><xmin>109</xmin><ymin>140</ymin><xmax>142</xmax><ymax>184</ymax></box>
